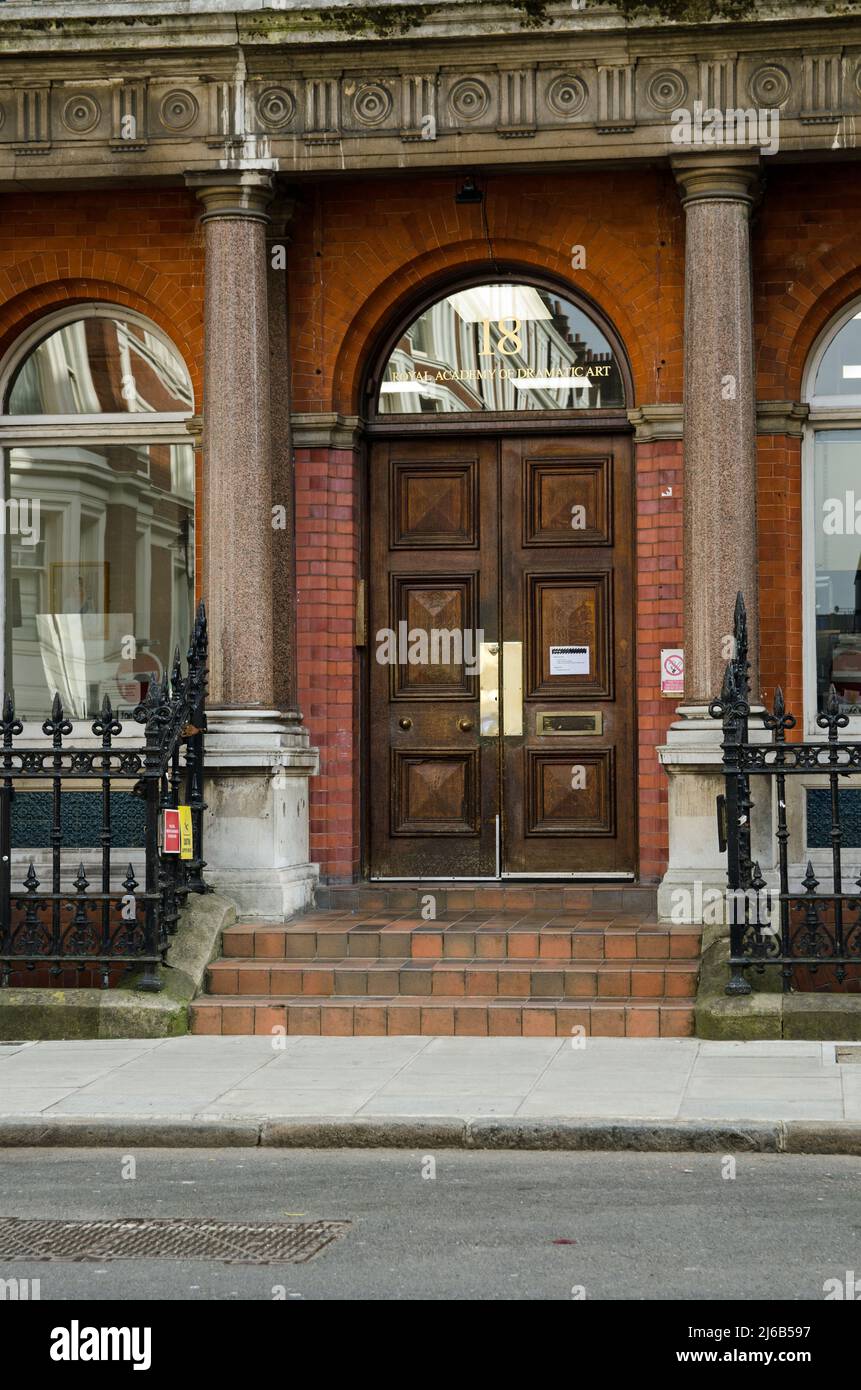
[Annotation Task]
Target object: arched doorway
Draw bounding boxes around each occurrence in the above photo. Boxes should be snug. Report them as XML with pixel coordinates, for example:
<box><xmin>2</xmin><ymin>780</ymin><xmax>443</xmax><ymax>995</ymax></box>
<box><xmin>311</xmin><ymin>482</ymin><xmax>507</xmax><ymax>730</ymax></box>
<box><xmin>364</xmin><ymin>277</ymin><xmax>637</xmax><ymax>879</ymax></box>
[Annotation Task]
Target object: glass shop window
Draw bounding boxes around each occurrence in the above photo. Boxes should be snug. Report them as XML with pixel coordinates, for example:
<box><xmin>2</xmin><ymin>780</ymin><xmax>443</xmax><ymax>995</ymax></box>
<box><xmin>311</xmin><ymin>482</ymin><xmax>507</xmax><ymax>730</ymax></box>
<box><xmin>2</xmin><ymin>312</ymin><xmax>195</xmax><ymax>720</ymax></box>
<box><xmin>814</xmin><ymin>429</ymin><xmax>861</xmax><ymax>714</ymax></box>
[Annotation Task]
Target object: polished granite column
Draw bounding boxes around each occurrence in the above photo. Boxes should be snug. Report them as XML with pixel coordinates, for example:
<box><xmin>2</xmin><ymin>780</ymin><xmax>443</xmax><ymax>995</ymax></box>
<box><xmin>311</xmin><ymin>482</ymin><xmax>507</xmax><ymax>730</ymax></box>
<box><xmin>187</xmin><ymin>170</ymin><xmax>318</xmax><ymax>919</ymax></box>
<box><xmin>673</xmin><ymin>154</ymin><xmax>760</xmax><ymax>704</ymax></box>
<box><xmin>187</xmin><ymin>170</ymin><xmax>276</xmax><ymax>709</ymax></box>
<box><xmin>657</xmin><ymin>154</ymin><xmax>766</xmax><ymax>921</ymax></box>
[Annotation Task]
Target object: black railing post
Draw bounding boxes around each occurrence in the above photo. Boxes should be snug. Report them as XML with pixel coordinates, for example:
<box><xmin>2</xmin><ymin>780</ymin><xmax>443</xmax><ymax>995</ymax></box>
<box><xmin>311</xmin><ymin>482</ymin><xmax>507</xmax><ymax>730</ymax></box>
<box><xmin>43</xmin><ymin>693</ymin><xmax>71</xmax><ymax>974</ymax></box>
<box><xmin>0</xmin><ymin>694</ymin><xmax>21</xmax><ymax>986</ymax></box>
<box><xmin>138</xmin><ymin>679</ymin><xmax>167</xmax><ymax>993</ymax></box>
<box><xmin>765</xmin><ymin>686</ymin><xmax>796</xmax><ymax>990</ymax></box>
<box><xmin>818</xmin><ymin>684</ymin><xmax>850</xmax><ymax>983</ymax></box>
<box><xmin>710</xmin><ymin>592</ymin><xmax>754</xmax><ymax>996</ymax></box>
<box><xmin>184</xmin><ymin>600</ymin><xmax>210</xmax><ymax>895</ymax></box>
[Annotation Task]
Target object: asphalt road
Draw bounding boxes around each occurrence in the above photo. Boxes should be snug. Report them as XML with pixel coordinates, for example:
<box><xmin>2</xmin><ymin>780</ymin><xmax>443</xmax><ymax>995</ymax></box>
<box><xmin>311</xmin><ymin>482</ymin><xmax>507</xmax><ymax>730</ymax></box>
<box><xmin>0</xmin><ymin>1148</ymin><xmax>858</xmax><ymax>1301</ymax></box>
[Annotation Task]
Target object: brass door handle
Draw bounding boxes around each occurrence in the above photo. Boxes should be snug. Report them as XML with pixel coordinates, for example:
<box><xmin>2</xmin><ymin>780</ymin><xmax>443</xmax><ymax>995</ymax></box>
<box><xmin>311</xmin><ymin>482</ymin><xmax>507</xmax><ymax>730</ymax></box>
<box><xmin>398</xmin><ymin>717</ymin><xmax>412</xmax><ymax>730</ymax></box>
<box><xmin>458</xmin><ymin>718</ymin><xmax>474</xmax><ymax>732</ymax></box>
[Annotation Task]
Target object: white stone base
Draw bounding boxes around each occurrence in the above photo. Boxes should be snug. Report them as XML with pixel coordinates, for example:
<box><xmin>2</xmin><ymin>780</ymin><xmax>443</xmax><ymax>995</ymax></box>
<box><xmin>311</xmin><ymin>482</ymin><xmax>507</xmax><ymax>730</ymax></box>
<box><xmin>204</xmin><ymin>865</ymin><xmax>318</xmax><ymax>921</ymax></box>
<box><xmin>657</xmin><ymin>703</ymin><xmax>772</xmax><ymax>923</ymax></box>
<box><xmin>202</xmin><ymin>707</ymin><xmax>319</xmax><ymax>922</ymax></box>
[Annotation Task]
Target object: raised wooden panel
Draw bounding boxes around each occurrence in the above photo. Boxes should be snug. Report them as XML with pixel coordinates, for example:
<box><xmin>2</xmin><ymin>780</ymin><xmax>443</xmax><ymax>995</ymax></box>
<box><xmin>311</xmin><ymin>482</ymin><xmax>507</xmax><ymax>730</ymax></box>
<box><xmin>525</xmin><ymin>572</ymin><xmax>612</xmax><ymax>698</ymax></box>
<box><xmin>390</xmin><ymin>459</ymin><xmax>478</xmax><ymax>548</ymax></box>
<box><xmin>392</xmin><ymin>751</ymin><xmax>479</xmax><ymax>835</ymax></box>
<box><xmin>525</xmin><ymin>749</ymin><xmax>615</xmax><ymax>836</ymax></box>
<box><xmin>389</xmin><ymin>574</ymin><xmax>478</xmax><ymax>698</ymax></box>
<box><xmin>524</xmin><ymin>456</ymin><xmax>612</xmax><ymax>546</ymax></box>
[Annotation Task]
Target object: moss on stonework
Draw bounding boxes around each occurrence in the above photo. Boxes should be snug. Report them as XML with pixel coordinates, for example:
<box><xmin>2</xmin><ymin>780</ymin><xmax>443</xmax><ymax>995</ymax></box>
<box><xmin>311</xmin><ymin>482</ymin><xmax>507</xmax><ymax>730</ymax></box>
<box><xmin>313</xmin><ymin>4</ymin><xmax>428</xmax><ymax>36</ymax></box>
<box><xmin>585</xmin><ymin>0</ymin><xmax>860</xmax><ymax>18</ymax></box>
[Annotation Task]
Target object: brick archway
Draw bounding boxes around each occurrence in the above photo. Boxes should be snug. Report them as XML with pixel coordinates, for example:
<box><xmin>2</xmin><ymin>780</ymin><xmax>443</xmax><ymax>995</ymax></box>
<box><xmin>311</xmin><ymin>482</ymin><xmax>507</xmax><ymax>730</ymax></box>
<box><xmin>0</xmin><ymin>262</ymin><xmax>202</xmax><ymax>410</ymax></box>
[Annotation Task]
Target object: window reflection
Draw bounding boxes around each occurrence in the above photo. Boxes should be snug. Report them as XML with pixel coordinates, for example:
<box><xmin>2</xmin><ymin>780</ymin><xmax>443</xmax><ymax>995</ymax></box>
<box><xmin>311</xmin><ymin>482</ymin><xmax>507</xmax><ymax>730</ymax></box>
<box><xmin>378</xmin><ymin>282</ymin><xmax>624</xmax><ymax>413</ymax></box>
<box><xmin>9</xmin><ymin>442</ymin><xmax>194</xmax><ymax>719</ymax></box>
<box><xmin>814</xmin><ymin>312</ymin><xmax>861</xmax><ymax>400</ymax></box>
<box><xmin>4</xmin><ymin>311</ymin><xmax>195</xmax><ymax>721</ymax></box>
<box><xmin>815</xmin><ymin>430</ymin><xmax>861</xmax><ymax>713</ymax></box>
<box><xmin>7</xmin><ymin>317</ymin><xmax>193</xmax><ymax>415</ymax></box>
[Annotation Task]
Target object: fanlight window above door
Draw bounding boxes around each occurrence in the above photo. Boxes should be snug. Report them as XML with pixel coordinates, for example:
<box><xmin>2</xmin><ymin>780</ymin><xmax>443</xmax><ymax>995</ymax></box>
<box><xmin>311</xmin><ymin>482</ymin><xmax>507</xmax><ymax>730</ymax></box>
<box><xmin>378</xmin><ymin>282</ymin><xmax>625</xmax><ymax>414</ymax></box>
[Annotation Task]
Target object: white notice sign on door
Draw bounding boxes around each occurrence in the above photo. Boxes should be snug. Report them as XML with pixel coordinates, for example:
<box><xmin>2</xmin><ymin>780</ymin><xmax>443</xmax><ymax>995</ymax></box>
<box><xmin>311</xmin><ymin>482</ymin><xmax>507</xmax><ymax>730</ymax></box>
<box><xmin>549</xmin><ymin>645</ymin><xmax>590</xmax><ymax>676</ymax></box>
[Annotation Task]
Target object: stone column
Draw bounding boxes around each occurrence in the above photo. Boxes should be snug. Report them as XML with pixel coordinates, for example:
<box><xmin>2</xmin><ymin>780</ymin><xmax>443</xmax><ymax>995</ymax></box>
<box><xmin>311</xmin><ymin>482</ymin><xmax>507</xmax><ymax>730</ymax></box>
<box><xmin>266</xmin><ymin>194</ymin><xmax>299</xmax><ymax>715</ymax></box>
<box><xmin>673</xmin><ymin>154</ymin><xmax>760</xmax><ymax>704</ymax></box>
<box><xmin>186</xmin><ymin>170</ymin><xmax>276</xmax><ymax>709</ymax></box>
<box><xmin>657</xmin><ymin>154</ymin><xmax>768</xmax><ymax>922</ymax></box>
<box><xmin>186</xmin><ymin>171</ymin><xmax>318</xmax><ymax>919</ymax></box>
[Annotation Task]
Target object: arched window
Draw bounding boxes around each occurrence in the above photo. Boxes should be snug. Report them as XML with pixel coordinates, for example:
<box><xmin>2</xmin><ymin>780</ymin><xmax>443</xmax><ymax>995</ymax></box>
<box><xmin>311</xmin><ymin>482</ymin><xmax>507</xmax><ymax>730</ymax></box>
<box><xmin>377</xmin><ymin>281</ymin><xmax>626</xmax><ymax>414</ymax></box>
<box><xmin>805</xmin><ymin>302</ymin><xmax>861</xmax><ymax>730</ymax></box>
<box><xmin>0</xmin><ymin>305</ymin><xmax>195</xmax><ymax>720</ymax></box>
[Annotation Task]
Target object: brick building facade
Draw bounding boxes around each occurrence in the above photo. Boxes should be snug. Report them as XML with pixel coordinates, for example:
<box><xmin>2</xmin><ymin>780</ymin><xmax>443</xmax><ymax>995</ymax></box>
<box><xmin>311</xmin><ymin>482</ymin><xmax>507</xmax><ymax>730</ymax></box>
<box><xmin>1</xmin><ymin>1</ymin><xmax>861</xmax><ymax>945</ymax></box>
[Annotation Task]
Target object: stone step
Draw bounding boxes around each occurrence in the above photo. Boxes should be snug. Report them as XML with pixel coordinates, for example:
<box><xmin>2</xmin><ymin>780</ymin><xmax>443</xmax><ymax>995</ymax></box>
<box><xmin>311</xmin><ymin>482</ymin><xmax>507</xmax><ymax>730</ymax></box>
<box><xmin>221</xmin><ymin>920</ymin><xmax>701</xmax><ymax>962</ymax></box>
<box><xmin>189</xmin><ymin>995</ymin><xmax>695</xmax><ymax>1038</ymax></box>
<box><xmin>315</xmin><ymin>882</ymin><xmax>658</xmax><ymax>914</ymax></box>
<box><xmin>206</xmin><ymin>957</ymin><xmax>699</xmax><ymax>1000</ymax></box>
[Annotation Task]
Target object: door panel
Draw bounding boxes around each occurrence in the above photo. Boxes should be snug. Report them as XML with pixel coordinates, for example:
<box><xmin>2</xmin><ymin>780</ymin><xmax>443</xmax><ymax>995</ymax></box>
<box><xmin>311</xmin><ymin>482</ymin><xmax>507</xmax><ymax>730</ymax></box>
<box><xmin>369</xmin><ymin>439</ymin><xmax>499</xmax><ymax>877</ymax></box>
<box><xmin>500</xmin><ymin>435</ymin><xmax>635</xmax><ymax>874</ymax></box>
<box><xmin>368</xmin><ymin>433</ymin><xmax>636</xmax><ymax>878</ymax></box>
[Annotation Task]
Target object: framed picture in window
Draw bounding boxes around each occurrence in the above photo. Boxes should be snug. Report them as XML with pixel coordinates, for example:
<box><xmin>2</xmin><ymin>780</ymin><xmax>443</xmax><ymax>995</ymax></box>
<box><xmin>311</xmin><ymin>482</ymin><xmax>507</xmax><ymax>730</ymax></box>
<box><xmin>49</xmin><ymin>562</ymin><xmax>110</xmax><ymax>638</ymax></box>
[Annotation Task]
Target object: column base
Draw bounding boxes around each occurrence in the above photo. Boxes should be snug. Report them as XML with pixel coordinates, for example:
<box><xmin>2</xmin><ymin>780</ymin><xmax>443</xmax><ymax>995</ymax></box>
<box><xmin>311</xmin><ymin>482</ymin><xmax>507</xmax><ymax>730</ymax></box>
<box><xmin>203</xmin><ymin>708</ymin><xmax>320</xmax><ymax>921</ymax></box>
<box><xmin>656</xmin><ymin>702</ymin><xmax>771</xmax><ymax>923</ymax></box>
<box><xmin>204</xmin><ymin>864</ymin><xmax>319</xmax><ymax>920</ymax></box>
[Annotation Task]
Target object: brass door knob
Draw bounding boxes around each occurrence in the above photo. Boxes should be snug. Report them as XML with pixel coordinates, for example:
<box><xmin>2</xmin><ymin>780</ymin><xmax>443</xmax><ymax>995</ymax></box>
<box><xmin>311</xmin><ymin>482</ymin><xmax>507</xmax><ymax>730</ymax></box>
<box><xmin>398</xmin><ymin>717</ymin><xmax>412</xmax><ymax>730</ymax></box>
<box><xmin>458</xmin><ymin>718</ymin><xmax>474</xmax><ymax>732</ymax></box>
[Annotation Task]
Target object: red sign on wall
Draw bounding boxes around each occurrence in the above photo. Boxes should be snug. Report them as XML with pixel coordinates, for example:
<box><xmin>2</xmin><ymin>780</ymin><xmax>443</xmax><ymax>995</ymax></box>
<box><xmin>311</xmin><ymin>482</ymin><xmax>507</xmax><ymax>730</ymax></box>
<box><xmin>161</xmin><ymin>808</ymin><xmax>181</xmax><ymax>855</ymax></box>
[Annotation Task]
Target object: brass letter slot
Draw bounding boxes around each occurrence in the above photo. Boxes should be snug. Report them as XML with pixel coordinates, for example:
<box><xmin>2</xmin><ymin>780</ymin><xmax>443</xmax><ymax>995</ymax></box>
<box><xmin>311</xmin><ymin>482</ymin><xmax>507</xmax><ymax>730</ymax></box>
<box><xmin>537</xmin><ymin>711</ymin><xmax>603</xmax><ymax>736</ymax></box>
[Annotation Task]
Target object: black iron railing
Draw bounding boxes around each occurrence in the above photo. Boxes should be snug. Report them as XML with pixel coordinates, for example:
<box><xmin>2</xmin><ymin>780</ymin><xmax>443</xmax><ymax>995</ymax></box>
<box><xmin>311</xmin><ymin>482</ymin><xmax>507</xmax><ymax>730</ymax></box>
<box><xmin>711</xmin><ymin>592</ymin><xmax>861</xmax><ymax>995</ymax></box>
<box><xmin>0</xmin><ymin>601</ymin><xmax>209</xmax><ymax>991</ymax></box>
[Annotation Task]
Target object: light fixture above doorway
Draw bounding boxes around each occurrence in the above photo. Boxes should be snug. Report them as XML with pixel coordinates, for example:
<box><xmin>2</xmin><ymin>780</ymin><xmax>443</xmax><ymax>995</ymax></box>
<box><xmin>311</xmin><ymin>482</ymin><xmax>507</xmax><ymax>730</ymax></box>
<box><xmin>454</xmin><ymin>176</ymin><xmax>483</xmax><ymax>205</ymax></box>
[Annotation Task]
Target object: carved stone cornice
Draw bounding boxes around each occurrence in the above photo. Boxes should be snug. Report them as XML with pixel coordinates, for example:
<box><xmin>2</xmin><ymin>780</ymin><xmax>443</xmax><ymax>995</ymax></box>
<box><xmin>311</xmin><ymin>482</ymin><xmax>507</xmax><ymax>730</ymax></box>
<box><xmin>756</xmin><ymin>401</ymin><xmax>810</xmax><ymax>435</ymax></box>
<box><xmin>290</xmin><ymin>413</ymin><xmax>362</xmax><ymax>451</ymax></box>
<box><xmin>627</xmin><ymin>404</ymin><xmax>683</xmax><ymax>443</ymax></box>
<box><xmin>1</xmin><ymin>9</ymin><xmax>861</xmax><ymax>182</ymax></box>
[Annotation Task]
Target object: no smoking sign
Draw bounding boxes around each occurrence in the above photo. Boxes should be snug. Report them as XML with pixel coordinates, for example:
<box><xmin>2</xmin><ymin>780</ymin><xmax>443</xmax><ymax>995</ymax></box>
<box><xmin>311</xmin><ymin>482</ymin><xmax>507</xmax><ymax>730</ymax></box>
<box><xmin>661</xmin><ymin>648</ymin><xmax>684</xmax><ymax>697</ymax></box>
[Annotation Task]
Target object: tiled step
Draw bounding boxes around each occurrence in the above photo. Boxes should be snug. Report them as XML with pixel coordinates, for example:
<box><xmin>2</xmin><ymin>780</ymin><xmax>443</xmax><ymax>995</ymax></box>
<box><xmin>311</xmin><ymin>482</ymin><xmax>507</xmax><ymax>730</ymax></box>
<box><xmin>194</xmin><ymin>884</ymin><xmax>699</xmax><ymax>1037</ymax></box>
<box><xmin>315</xmin><ymin>883</ymin><xmax>658</xmax><ymax>914</ymax></box>
<box><xmin>220</xmin><ymin>920</ymin><xmax>702</xmax><ymax>963</ymax></box>
<box><xmin>206</xmin><ymin>957</ymin><xmax>699</xmax><ymax>1000</ymax></box>
<box><xmin>190</xmin><ymin>995</ymin><xmax>696</xmax><ymax>1038</ymax></box>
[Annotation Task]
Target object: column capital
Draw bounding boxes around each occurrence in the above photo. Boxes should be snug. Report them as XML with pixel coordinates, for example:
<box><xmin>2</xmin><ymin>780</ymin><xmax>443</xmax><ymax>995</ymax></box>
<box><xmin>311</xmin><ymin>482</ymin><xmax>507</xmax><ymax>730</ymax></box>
<box><xmin>185</xmin><ymin>169</ymin><xmax>275</xmax><ymax>224</ymax></box>
<box><xmin>671</xmin><ymin>153</ymin><xmax>760</xmax><ymax>207</ymax></box>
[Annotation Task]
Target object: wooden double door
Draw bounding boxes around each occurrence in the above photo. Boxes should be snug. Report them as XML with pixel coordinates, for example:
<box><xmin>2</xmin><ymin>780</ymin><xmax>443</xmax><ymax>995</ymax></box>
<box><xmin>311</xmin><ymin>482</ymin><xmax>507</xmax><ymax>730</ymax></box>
<box><xmin>368</xmin><ymin>433</ymin><xmax>636</xmax><ymax>878</ymax></box>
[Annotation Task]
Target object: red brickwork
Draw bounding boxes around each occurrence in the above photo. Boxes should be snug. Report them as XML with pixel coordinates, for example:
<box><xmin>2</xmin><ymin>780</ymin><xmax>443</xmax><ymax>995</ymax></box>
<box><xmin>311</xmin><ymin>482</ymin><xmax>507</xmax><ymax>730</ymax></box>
<box><xmin>635</xmin><ymin>439</ymin><xmax>684</xmax><ymax>882</ymax></box>
<box><xmin>294</xmin><ymin>447</ymin><xmax>361</xmax><ymax>881</ymax></box>
<box><xmin>753</xmin><ymin>165</ymin><xmax>861</xmax><ymax>736</ymax></box>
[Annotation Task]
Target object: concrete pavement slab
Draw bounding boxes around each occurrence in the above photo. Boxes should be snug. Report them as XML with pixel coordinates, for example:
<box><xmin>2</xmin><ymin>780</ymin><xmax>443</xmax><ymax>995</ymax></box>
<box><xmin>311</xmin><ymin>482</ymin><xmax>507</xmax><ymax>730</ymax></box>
<box><xmin>0</xmin><ymin>1036</ymin><xmax>858</xmax><ymax>1146</ymax></box>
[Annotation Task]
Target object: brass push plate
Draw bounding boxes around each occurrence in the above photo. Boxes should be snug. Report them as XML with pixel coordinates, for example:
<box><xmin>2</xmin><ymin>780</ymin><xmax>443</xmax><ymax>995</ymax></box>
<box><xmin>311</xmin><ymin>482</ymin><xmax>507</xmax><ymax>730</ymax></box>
<box><xmin>502</xmin><ymin>641</ymin><xmax>523</xmax><ymax>736</ymax></box>
<box><xmin>537</xmin><ymin>711</ymin><xmax>603</xmax><ymax>736</ymax></box>
<box><xmin>479</xmin><ymin>642</ymin><xmax>500</xmax><ymax>737</ymax></box>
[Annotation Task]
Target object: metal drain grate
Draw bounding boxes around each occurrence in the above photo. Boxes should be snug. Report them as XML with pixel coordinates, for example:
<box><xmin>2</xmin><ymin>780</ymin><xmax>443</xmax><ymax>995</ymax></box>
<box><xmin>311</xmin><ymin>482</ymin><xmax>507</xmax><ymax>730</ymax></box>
<box><xmin>0</xmin><ymin>1217</ymin><xmax>351</xmax><ymax>1264</ymax></box>
<box><xmin>836</xmin><ymin>1046</ymin><xmax>861</xmax><ymax>1064</ymax></box>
